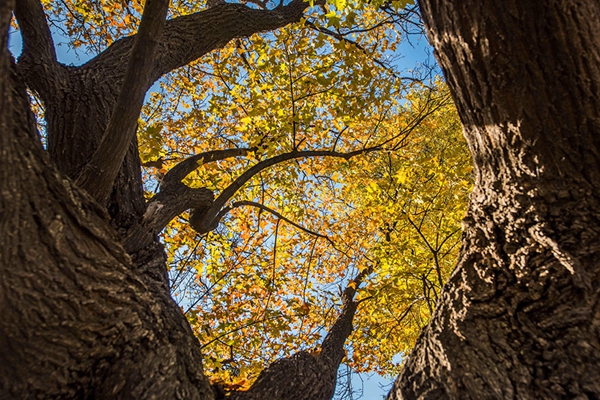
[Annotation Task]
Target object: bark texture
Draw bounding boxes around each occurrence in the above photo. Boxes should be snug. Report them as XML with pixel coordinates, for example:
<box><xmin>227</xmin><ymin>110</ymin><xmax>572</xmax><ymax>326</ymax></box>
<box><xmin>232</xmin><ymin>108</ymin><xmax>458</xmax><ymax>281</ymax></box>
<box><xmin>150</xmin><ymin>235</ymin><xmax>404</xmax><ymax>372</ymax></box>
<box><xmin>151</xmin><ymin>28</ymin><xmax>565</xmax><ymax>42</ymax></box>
<box><xmin>0</xmin><ymin>2</ymin><xmax>214</xmax><ymax>398</ymax></box>
<box><xmin>389</xmin><ymin>1</ymin><xmax>600</xmax><ymax>399</ymax></box>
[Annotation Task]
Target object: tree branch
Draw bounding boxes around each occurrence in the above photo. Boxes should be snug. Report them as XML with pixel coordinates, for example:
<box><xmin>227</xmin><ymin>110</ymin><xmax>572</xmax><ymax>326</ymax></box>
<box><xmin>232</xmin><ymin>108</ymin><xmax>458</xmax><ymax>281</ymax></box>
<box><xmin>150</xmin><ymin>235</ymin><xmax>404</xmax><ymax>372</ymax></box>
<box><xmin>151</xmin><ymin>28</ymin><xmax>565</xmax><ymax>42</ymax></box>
<box><xmin>76</xmin><ymin>0</ymin><xmax>170</xmax><ymax>204</ymax></box>
<box><xmin>14</xmin><ymin>0</ymin><xmax>56</xmax><ymax>63</ymax></box>
<box><xmin>228</xmin><ymin>266</ymin><xmax>373</xmax><ymax>400</ymax></box>
<box><xmin>14</xmin><ymin>0</ymin><xmax>64</xmax><ymax>94</ymax></box>
<box><xmin>231</xmin><ymin>200</ymin><xmax>330</xmax><ymax>240</ymax></box>
<box><xmin>304</xmin><ymin>20</ymin><xmax>401</xmax><ymax>77</ymax></box>
<box><xmin>86</xmin><ymin>0</ymin><xmax>315</xmax><ymax>89</ymax></box>
<box><xmin>154</xmin><ymin>0</ymin><xmax>312</xmax><ymax>79</ymax></box>
<box><xmin>124</xmin><ymin>183</ymin><xmax>213</xmax><ymax>254</ymax></box>
<box><xmin>161</xmin><ymin>147</ymin><xmax>256</xmax><ymax>190</ymax></box>
<box><xmin>320</xmin><ymin>265</ymin><xmax>373</xmax><ymax>364</ymax></box>
<box><xmin>191</xmin><ymin>148</ymin><xmax>379</xmax><ymax>234</ymax></box>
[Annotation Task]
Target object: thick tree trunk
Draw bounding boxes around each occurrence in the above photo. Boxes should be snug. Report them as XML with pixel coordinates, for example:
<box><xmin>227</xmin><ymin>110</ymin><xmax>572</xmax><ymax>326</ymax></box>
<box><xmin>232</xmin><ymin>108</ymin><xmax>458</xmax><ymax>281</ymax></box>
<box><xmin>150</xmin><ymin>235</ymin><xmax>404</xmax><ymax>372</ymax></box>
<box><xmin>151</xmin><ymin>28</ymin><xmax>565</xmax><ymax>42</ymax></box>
<box><xmin>0</xmin><ymin>3</ymin><xmax>215</xmax><ymax>398</ymax></box>
<box><xmin>389</xmin><ymin>1</ymin><xmax>600</xmax><ymax>399</ymax></box>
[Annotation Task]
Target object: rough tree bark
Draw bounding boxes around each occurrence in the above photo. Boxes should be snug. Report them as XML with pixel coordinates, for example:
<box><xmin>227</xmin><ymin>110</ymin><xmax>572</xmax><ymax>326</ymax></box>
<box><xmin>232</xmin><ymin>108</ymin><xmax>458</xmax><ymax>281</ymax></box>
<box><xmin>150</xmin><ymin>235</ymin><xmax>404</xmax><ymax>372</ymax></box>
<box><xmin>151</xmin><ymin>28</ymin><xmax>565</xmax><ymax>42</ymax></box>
<box><xmin>389</xmin><ymin>1</ymin><xmax>600</xmax><ymax>399</ymax></box>
<box><xmin>0</xmin><ymin>1</ymin><xmax>214</xmax><ymax>397</ymax></box>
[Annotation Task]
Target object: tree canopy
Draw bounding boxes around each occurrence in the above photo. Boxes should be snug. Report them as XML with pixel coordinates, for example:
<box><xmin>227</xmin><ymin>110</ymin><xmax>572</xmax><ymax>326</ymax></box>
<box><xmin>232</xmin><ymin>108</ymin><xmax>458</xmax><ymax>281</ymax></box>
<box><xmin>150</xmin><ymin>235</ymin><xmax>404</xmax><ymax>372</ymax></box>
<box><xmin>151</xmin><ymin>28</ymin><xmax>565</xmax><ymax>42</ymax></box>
<box><xmin>4</xmin><ymin>0</ymin><xmax>599</xmax><ymax>399</ymax></box>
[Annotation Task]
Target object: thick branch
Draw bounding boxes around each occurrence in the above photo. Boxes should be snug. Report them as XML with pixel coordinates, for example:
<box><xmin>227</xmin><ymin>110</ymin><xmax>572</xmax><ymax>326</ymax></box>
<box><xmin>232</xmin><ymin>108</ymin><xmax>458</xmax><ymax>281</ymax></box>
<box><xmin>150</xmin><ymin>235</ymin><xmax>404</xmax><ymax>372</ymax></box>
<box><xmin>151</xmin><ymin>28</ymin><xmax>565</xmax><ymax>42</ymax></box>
<box><xmin>154</xmin><ymin>0</ymin><xmax>310</xmax><ymax>78</ymax></box>
<box><xmin>320</xmin><ymin>266</ymin><xmax>373</xmax><ymax>365</ymax></box>
<box><xmin>228</xmin><ymin>267</ymin><xmax>372</xmax><ymax>400</ymax></box>
<box><xmin>14</xmin><ymin>0</ymin><xmax>55</xmax><ymax>62</ymax></box>
<box><xmin>193</xmin><ymin>148</ymin><xmax>378</xmax><ymax>233</ymax></box>
<box><xmin>87</xmin><ymin>0</ymin><xmax>313</xmax><ymax>88</ymax></box>
<box><xmin>14</xmin><ymin>0</ymin><xmax>64</xmax><ymax>94</ymax></box>
<box><xmin>76</xmin><ymin>0</ymin><xmax>170</xmax><ymax>203</ymax></box>
<box><xmin>124</xmin><ymin>183</ymin><xmax>213</xmax><ymax>254</ymax></box>
<box><xmin>161</xmin><ymin>147</ymin><xmax>255</xmax><ymax>190</ymax></box>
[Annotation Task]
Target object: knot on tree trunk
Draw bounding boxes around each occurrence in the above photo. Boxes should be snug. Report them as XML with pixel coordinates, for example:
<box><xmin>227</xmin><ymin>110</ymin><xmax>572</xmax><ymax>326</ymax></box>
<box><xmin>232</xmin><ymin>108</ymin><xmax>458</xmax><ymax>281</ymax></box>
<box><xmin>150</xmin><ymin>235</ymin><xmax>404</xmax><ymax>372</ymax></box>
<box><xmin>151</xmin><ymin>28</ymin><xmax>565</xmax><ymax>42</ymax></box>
<box><xmin>124</xmin><ymin>183</ymin><xmax>213</xmax><ymax>254</ymax></box>
<box><xmin>189</xmin><ymin>204</ymin><xmax>218</xmax><ymax>234</ymax></box>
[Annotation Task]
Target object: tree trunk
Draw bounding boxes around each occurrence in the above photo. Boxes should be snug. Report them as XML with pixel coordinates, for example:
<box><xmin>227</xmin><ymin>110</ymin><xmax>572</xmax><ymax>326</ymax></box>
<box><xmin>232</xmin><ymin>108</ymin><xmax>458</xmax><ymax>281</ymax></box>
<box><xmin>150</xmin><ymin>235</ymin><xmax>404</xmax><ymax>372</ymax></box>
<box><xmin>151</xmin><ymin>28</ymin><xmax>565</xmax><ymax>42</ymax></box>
<box><xmin>0</xmin><ymin>2</ymin><xmax>216</xmax><ymax>398</ymax></box>
<box><xmin>389</xmin><ymin>1</ymin><xmax>600</xmax><ymax>398</ymax></box>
